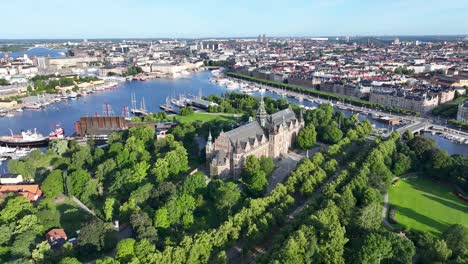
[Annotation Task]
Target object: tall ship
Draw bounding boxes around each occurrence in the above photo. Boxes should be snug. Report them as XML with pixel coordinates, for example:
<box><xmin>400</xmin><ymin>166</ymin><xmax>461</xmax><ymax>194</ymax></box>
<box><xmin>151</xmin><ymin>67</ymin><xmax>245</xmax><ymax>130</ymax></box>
<box><xmin>0</xmin><ymin>129</ymin><xmax>49</xmax><ymax>147</ymax></box>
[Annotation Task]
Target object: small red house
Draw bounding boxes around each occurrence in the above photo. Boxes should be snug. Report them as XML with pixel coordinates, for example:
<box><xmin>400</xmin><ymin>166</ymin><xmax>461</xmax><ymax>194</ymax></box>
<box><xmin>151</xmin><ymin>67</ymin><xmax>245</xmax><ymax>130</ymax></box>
<box><xmin>46</xmin><ymin>229</ymin><xmax>68</xmax><ymax>249</ymax></box>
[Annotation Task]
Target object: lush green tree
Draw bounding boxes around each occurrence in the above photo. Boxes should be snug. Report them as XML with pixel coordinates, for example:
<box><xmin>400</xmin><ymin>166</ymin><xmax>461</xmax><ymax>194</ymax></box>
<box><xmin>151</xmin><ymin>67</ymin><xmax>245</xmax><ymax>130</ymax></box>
<box><xmin>181</xmin><ymin>172</ymin><xmax>207</xmax><ymax>195</ymax></box>
<box><xmin>402</xmin><ymin>130</ymin><xmax>414</xmax><ymax>141</ymax></box>
<box><xmin>271</xmin><ymin>225</ymin><xmax>317</xmax><ymax>263</ymax></box>
<box><xmin>408</xmin><ymin>136</ymin><xmax>436</xmax><ymax>160</ymax></box>
<box><xmin>77</xmin><ymin>220</ymin><xmax>115</xmax><ymax>253</ymax></box>
<box><xmin>42</xmin><ymin>170</ymin><xmax>64</xmax><ymax>199</ymax></box>
<box><xmin>66</xmin><ymin>169</ymin><xmax>91</xmax><ymax>197</ymax></box>
<box><xmin>49</xmin><ymin>139</ymin><xmax>69</xmax><ymax>156</ymax></box>
<box><xmin>0</xmin><ymin>225</ymin><xmax>13</xmax><ymax>246</ymax></box>
<box><xmin>260</xmin><ymin>156</ymin><xmax>275</xmax><ymax>176</ymax></box>
<box><xmin>134</xmin><ymin>239</ymin><xmax>156</xmax><ymax>262</ymax></box>
<box><xmin>7</xmin><ymin>159</ymin><xmax>35</xmax><ymax>180</ymax></box>
<box><xmin>355</xmin><ymin>233</ymin><xmax>393</xmax><ymax>264</ymax></box>
<box><xmin>312</xmin><ymin>203</ymin><xmax>348</xmax><ymax>264</ymax></box>
<box><xmin>180</xmin><ymin>106</ymin><xmax>194</xmax><ymax>116</ymax></box>
<box><xmin>416</xmin><ymin>232</ymin><xmax>452</xmax><ymax>262</ymax></box>
<box><xmin>242</xmin><ymin>155</ymin><xmax>268</xmax><ymax>196</ymax></box>
<box><xmin>431</xmin><ymin>239</ymin><xmax>452</xmax><ymax>262</ymax></box>
<box><xmin>209</xmin><ymin>180</ymin><xmax>241</xmax><ymax>213</ymax></box>
<box><xmin>442</xmin><ymin>224</ymin><xmax>468</xmax><ymax>256</ymax></box>
<box><xmin>130</xmin><ymin>183</ymin><xmax>154</xmax><ymax>204</ymax></box>
<box><xmin>116</xmin><ymin>238</ymin><xmax>136</xmax><ymax>263</ymax></box>
<box><xmin>94</xmin><ymin>158</ymin><xmax>116</xmax><ymax>182</ymax></box>
<box><xmin>164</xmin><ymin>193</ymin><xmax>197</xmax><ymax>228</ymax></box>
<box><xmin>14</xmin><ymin>214</ymin><xmax>42</xmax><ymax>235</ymax></box>
<box><xmin>426</xmin><ymin>149</ymin><xmax>452</xmax><ymax>178</ymax></box>
<box><xmin>37</xmin><ymin>208</ymin><xmax>61</xmax><ymax>232</ymax></box>
<box><xmin>130</xmin><ymin>212</ymin><xmax>158</xmax><ymax>242</ymax></box>
<box><xmin>244</xmin><ymin>170</ymin><xmax>268</xmax><ymax>196</ymax></box>
<box><xmin>70</xmin><ymin>146</ymin><xmax>92</xmax><ymax>169</ymax></box>
<box><xmin>320</xmin><ymin>123</ymin><xmax>343</xmax><ymax>144</ymax></box>
<box><xmin>297</xmin><ymin>124</ymin><xmax>317</xmax><ymax>150</ymax></box>
<box><xmin>154</xmin><ymin>208</ymin><xmax>170</xmax><ymax>229</ymax></box>
<box><xmin>31</xmin><ymin>240</ymin><xmax>53</xmax><ymax>264</ymax></box>
<box><xmin>0</xmin><ymin>196</ymin><xmax>34</xmax><ymax>222</ymax></box>
<box><xmin>354</xmin><ymin>202</ymin><xmax>382</xmax><ymax>231</ymax></box>
<box><xmin>386</xmin><ymin>232</ymin><xmax>416</xmax><ymax>264</ymax></box>
<box><xmin>104</xmin><ymin>197</ymin><xmax>116</xmax><ymax>221</ymax></box>
<box><xmin>392</xmin><ymin>153</ymin><xmax>411</xmax><ymax>176</ymax></box>
<box><xmin>96</xmin><ymin>257</ymin><xmax>120</xmax><ymax>264</ymax></box>
<box><xmin>152</xmin><ymin>158</ymin><xmax>169</xmax><ymax>182</ymax></box>
<box><xmin>59</xmin><ymin>257</ymin><xmax>82</xmax><ymax>264</ymax></box>
<box><xmin>10</xmin><ymin>230</ymin><xmax>37</xmax><ymax>259</ymax></box>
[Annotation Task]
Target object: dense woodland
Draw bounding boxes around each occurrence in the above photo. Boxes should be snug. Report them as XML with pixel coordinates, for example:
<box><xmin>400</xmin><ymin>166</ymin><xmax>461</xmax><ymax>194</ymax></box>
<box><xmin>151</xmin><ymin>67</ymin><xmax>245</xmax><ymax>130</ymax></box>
<box><xmin>0</xmin><ymin>93</ymin><xmax>467</xmax><ymax>263</ymax></box>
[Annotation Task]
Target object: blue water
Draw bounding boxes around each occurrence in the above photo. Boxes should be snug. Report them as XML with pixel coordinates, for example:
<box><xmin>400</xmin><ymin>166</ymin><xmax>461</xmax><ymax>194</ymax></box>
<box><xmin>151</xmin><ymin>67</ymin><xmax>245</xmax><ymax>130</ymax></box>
<box><xmin>0</xmin><ymin>70</ymin><xmax>466</xmax><ymax>164</ymax></box>
<box><xmin>0</xmin><ymin>47</ymin><xmax>66</xmax><ymax>59</ymax></box>
<box><xmin>0</xmin><ymin>71</ymin><xmax>226</xmax><ymax>136</ymax></box>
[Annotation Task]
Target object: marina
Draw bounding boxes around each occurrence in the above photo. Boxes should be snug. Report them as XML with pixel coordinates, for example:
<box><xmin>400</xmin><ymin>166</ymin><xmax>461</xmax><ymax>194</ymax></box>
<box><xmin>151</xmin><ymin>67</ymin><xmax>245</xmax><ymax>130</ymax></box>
<box><xmin>0</xmin><ymin>71</ymin><xmax>466</xmax><ymax>168</ymax></box>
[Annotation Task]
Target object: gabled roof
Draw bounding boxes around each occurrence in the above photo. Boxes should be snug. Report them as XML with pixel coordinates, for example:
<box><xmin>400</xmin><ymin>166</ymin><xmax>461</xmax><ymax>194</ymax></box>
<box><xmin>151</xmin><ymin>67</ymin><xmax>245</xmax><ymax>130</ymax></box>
<box><xmin>270</xmin><ymin>108</ymin><xmax>297</xmax><ymax>127</ymax></box>
<box><xmin>46</xmin><ymin>229</ymin><xmax>68</xmax><ymax>240</ymax></box>
<box><xmin>0</xmin><ymin>184</ymin><xmax>42</xmax><ymax>202</ymax></box>
<box><xmin>225</xmin><ymin>121</ymin><xmax>265</xmax><ymax>145</ymax></box>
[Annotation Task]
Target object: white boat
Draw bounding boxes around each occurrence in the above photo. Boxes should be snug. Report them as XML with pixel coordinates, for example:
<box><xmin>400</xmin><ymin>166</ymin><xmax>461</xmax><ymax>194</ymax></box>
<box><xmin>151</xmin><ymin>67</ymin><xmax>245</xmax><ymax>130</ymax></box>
<box><xmin>68</xmin><ymin>92</ymin><xmax>78</xmax><ymax>99</ymax></box>
<box><xmin>0</xmin><ymin>146</ymin><xmax>16</xmax><ymax>154</ymax></box>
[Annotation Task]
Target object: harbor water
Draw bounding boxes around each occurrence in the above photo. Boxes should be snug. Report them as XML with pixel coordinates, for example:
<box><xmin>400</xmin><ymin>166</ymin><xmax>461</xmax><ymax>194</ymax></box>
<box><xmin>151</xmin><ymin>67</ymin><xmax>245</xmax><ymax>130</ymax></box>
<box><xmin>0</xmin><ymin>71</ymin><xmax>466</xmax><ymax>174</ymax></box>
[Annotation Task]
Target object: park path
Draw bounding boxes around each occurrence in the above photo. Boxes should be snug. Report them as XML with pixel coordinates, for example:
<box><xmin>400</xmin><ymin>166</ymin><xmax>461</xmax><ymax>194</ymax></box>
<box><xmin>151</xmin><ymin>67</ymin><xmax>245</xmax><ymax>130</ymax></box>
<box><xmin>382</xmin><ymin>192</ymin><xmax>394</xmax><ymax>230</ymax></box>
<box><xmin>266</xmin><ymin>152</ymin><xmax>303</xmax><ymax>193</ymax></box>
<box><xmin>381</xmin><ymin>174</ymin><xmax>420</xmax><ymax>231</ymax></box>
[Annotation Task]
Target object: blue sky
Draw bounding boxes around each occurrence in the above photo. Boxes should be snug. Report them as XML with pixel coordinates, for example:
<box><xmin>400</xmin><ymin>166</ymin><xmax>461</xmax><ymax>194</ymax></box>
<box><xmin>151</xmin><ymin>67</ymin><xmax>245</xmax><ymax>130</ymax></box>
<box><xmin>2</xmin><ymin>0</ymin><xmax>467</xmax><ymax>38</ymax></box>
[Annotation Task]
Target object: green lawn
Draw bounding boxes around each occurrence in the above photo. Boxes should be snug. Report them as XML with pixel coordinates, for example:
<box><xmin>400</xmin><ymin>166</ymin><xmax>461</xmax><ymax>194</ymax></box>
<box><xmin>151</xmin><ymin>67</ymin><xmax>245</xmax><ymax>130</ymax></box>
<box><xmin>388</xmin><ymin>177</ymin><xmax>468</xmax><ymax>237</ymax></box>
<box><xmin>173</xmin><ymin>112</ymin><xmax>238</xmax><ymax>123</ymax></box>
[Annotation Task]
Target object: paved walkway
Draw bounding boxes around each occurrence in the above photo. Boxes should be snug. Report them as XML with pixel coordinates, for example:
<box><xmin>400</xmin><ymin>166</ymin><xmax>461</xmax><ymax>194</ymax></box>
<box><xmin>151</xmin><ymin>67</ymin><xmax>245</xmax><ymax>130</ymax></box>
<box><xmin>266</xmin><ymin>153</ymin><xmax>303</xmax><ymax>194</ymax></box>
<box><xmin>382</xmin><ymin>192</ymin><xmax>394</xmax><ymax>230</ymax></box>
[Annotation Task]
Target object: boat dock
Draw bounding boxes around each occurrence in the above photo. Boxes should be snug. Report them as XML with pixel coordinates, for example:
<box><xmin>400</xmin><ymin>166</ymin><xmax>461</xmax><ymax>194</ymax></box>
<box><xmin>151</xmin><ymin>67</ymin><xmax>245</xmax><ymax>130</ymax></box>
<box><xmin>160</xmin><ymin>104</ymin><xmax>179</xmax><ymax>114</ymax></box>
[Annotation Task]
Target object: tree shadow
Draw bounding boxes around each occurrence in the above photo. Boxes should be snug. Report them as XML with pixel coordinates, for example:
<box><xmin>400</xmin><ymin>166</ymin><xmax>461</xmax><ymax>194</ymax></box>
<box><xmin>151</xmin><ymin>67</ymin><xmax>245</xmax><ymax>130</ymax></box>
<box><xmin>421</xmin><ymin>194</ymin><xmax>468</xmax><ymax>214</ymax></box>
<box><xmin>396</xmin><ymin>206</ymin><xmax>449</xmax><ymax>236</ymax></box>
<box><xmin>57</xmin><ymin>203</ymin><xmax>91</xmax><ymax>237</ymax></box>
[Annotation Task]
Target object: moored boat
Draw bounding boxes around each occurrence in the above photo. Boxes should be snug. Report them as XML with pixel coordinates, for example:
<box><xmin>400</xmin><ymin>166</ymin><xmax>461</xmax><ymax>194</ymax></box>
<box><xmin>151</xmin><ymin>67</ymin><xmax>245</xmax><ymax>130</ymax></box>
<box><xmin>0</xmin><ymin>129</ymin><xmax>49</xmax><ymax>147</ymax></box>
<box><xmin>49</xmin><ymin>125</ymin><xmax>65</xmax><ymax>140</ymax></box>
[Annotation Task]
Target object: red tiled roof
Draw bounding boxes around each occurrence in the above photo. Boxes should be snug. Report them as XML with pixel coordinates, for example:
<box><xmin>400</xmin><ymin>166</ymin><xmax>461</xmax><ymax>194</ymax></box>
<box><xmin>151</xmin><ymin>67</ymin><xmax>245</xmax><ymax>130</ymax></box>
<box><xmin>46</xmin><ymin>229</ymin><xmax>68</xmax><ymax>240</ymax></box>
<box><xmin>0</xmin><ymin>184</ymin><xmax>42</xmax><ymax>202</ymax></box>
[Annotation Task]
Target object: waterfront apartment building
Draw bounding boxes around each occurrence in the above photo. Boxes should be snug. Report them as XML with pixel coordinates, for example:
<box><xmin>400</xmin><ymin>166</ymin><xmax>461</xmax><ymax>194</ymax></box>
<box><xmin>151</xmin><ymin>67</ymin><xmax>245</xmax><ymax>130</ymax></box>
<box><xmin>320</xmin><ymin>82</ymin><xmax>371</xmax><ymax>99</ymax></box>
<box><xmin>369</xmin><ymin>89</ymin><xmax>439</xmax><ymax>113</ymax></box>
<box><xmin>457</xmin><ymin>102</ymin><xmax>468</xmax><ymax>122</ymax></box>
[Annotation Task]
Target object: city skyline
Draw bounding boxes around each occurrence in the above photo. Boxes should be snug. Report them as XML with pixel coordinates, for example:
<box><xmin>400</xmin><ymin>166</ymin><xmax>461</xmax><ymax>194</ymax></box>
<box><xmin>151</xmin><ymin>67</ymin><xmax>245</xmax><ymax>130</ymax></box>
<box><xmin>2</xmin><ymin>0</ymin><xmax>467</xmax><ymax>39</ymax></box>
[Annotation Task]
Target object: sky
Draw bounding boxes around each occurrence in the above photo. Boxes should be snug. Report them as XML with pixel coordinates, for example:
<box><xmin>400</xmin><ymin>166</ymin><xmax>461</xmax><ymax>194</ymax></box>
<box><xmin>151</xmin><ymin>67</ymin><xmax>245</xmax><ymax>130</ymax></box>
<box><xmin>2</xmin><ymin>0</ymin><xmax>467</xmax><ymax>39</ymax></box>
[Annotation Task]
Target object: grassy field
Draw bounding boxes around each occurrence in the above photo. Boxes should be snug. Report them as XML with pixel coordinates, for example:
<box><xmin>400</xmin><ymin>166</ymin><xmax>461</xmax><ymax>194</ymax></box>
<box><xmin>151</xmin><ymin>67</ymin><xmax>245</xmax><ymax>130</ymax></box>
<box><xmin>173</xmin><ymin>112</ymin><xmax>238</xmax><ymax>123</ymax></box>
<box><xmin>388</xmin><ymin>177</ymin><xmax>468</xmax><ymax>237</ymax></box>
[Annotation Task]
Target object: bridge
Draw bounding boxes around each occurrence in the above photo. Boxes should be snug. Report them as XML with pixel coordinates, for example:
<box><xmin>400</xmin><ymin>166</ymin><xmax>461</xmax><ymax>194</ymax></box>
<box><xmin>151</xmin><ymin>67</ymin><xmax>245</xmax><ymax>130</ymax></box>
<box><xmin>396</xmin><ymin>121</ymin><xmax>429</xmax><ymax>134</ymax></box>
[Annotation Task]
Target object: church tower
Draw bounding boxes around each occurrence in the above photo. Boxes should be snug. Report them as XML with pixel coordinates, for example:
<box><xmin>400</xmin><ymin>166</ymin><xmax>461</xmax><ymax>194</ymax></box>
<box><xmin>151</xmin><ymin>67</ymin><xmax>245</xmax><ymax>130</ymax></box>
<box><xmin>257</xmin><ymin>95</ymin><xmax>268</xmax><ymax>127</ymax></box>
<box><xmin>205</xmin><ymin>130</ymin><xmax>214</xmax><ymax>162</ymax></box>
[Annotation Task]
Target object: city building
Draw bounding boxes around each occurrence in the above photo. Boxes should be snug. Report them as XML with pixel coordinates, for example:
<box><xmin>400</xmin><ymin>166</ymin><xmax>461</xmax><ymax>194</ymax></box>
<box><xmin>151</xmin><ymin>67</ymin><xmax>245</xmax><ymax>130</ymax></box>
<box><xmin>206</xmin><ymin>97</ymin><xmax>304</xmax><ymax>178</ymax></box>
<box><xmin>0</xmin><ymin>173</ymin><xmax>24</xmax><ymax>184</ymax></box>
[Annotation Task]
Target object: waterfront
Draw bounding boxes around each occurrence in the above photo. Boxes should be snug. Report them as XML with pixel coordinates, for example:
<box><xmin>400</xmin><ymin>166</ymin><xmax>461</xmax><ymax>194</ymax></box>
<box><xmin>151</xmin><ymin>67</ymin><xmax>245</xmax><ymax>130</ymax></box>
<box><xmin>0</xmin><ymin>47</ymin><xmax>66</xmax><ymax>59</ymax></box>
<box><xmin>0</xmin><ymin>71</ymin><xmax>467</xmax><ymax>159</ymax></box>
